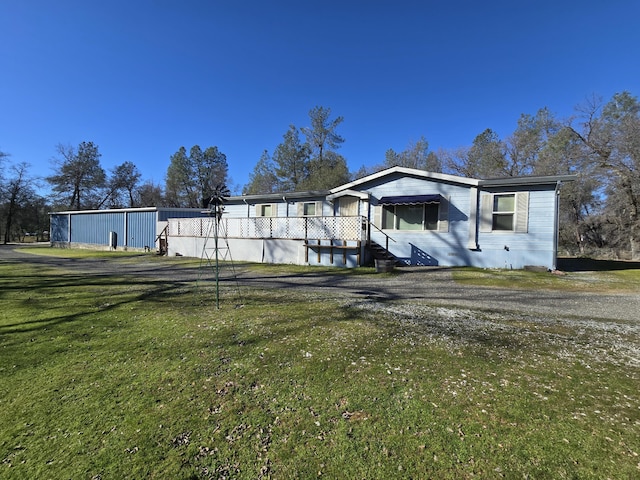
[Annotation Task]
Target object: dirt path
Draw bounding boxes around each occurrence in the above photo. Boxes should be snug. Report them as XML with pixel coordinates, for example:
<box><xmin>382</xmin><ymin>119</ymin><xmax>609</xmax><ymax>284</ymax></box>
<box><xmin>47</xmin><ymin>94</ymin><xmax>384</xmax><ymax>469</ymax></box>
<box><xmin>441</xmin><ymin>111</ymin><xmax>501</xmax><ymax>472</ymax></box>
<box><xmin>1</xmin><ymin>244</ymin><xmax>639</xmax><ymax>323</ymax></box>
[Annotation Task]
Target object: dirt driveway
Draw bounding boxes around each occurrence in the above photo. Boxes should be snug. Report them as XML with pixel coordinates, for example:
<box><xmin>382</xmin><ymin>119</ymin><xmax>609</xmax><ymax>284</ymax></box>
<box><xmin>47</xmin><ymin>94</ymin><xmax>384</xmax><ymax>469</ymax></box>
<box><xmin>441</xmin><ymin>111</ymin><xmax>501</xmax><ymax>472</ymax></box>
<box><xmin>1</xmin><ymin>244</ymin><xmax>639</xmax><ymax>324</ymax></box>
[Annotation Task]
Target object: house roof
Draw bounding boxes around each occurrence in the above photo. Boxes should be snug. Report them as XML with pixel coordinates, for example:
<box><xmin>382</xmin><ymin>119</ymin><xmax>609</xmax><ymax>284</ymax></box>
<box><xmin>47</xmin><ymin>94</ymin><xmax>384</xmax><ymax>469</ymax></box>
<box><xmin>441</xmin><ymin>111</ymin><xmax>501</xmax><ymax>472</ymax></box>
<box><xmin>478</xmin><ymin>175</ymin><xmax>576</xmax><ymax>187</ymax></box>
<box><xmin>222</xmin><ymin>167</ymin><xmax>577</xmax><ymax>206</ymax></box>
<box><xmin>330</xmin><ymin>166</ymin><xmax>576</xmax><ymax>193</ymax></box>
<box><xmin>330</xmin><ymin>167</ymin><xmax>479</xmax><ymax>193</ymax></box>
<box><xmin>326</xmin><ymin>189</ymin><xmax>370</xmax><ymax>201</ymax></box>
<box><xmin>227</xmin><ymin>190</ymin><xmax>330</xmax><ymax>204</ymax></box>
<box><xmin>49</xmin><ymin>206</ymin><xmax>201</xmax><ymax>215</ymax></box>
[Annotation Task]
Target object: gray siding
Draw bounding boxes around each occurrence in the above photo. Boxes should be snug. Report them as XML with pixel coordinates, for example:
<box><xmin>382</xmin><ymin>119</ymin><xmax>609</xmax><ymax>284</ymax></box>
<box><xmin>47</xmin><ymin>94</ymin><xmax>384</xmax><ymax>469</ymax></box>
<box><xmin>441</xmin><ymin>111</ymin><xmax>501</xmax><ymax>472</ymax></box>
<box><xmin>224</xmin><ymin>198</ymin><xmax>331</xmax><ymax>218</ymax></box>
<box><xmin>224</xmin><ymin>203</ymin><xmax>251</xmax><ymax>217</ymax></box>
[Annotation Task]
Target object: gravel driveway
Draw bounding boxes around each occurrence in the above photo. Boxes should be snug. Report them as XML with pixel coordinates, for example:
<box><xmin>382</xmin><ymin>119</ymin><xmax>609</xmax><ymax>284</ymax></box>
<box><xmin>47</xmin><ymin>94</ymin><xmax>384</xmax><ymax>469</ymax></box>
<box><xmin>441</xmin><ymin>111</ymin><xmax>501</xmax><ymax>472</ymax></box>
<box><xmin>2</xmin><ymin>244</ymin><xmax>639</xmax><ymax>323</ymax></box>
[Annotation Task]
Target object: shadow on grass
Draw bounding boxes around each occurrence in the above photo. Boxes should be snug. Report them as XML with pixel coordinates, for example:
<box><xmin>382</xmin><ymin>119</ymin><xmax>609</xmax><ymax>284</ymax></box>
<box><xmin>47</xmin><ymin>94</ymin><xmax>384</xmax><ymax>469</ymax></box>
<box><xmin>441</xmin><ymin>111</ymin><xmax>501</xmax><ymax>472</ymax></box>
<box><xmin>3</xmin><ymin>248</ymin><xmax>624</xmax><ymax>355</ymax></box>
<box><xmin>0</xmin><ymin>265</ymin><xmax>563</xmax><ymax>363</ymax></box>
<box><xmin>0</xmin><ymin>269</ymin><xmax>198</xmax><ymax>336</ymax></box>
<box><xmin>558</xmin><ymin>257</ymin><xmax>640</xmax><ymax>272</ymax></box>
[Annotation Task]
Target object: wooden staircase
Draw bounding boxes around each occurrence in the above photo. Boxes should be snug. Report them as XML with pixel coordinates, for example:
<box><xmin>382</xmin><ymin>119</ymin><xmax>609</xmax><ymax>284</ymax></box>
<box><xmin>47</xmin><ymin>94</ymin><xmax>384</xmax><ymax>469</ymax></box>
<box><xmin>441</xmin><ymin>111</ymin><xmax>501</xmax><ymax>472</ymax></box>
<box><xmin>367</xmin><ymin>241</ymin><xmax>400</xmax><ymax>266</ymax></box>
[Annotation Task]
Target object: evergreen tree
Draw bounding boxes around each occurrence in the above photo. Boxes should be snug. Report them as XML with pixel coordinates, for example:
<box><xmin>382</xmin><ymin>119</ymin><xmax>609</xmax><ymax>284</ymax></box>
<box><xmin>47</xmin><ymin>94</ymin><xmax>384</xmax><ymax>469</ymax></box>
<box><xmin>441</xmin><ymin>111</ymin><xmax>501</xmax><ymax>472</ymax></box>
<box><xmin>301</xmin><ymin>106</ymin><xmax>344</xmax><ymax>165</ymax></box>
<box><xmin>383</xmin><ymin>136</ymin><xmax>442</xmax><ymax>172</ymax></box>
<box><xmin>272</xmin><ymin>125</ymin><xmax>310</xmax><ymax>192</ymax></box>
<box><xmin>165</xmin><ymin>145</ymin><xmax>228</xmax><ymax>207</ymax></box>
<box><xmin>300</xmin><ymin>106</ymin><xmax>350</xmax><ymax>189</ymax></box>
<box><xmin>244</xmin><ymin>150</ymin><xmax>279</xmax><ymax>194</ymax></box>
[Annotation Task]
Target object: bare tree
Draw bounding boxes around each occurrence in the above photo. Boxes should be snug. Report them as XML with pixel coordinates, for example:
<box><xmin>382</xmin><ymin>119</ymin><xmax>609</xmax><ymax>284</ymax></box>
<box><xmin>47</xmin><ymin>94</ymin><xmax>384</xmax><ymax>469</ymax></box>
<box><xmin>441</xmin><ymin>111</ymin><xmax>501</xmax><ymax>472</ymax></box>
<box><xmin>569</xmin><ymin>92</ymin><xmax>640</xmax><ymax>259</ymax></box>
<box><xmin>383</xmin><ymin>136</ymin><xmax>441</xmax><ymax>172</ymax></box>
<box><xmin>137</xmin><ymin>181</ymin><xmax>165</xmax><ymax>207</ymax></box>
<box><xmin>107</xmin><ymin>161</ymin><xmax>142</xmax><ymax>208</ymax></box>
<box><xmin>505</xmin><ymin>108</ymin><xmax>560</xmax><ymax>176</ymax></box>
<box><xmin>2</xmin><ymin>162</ymin><xmax>36</xmax><ymax>243</ymax></box>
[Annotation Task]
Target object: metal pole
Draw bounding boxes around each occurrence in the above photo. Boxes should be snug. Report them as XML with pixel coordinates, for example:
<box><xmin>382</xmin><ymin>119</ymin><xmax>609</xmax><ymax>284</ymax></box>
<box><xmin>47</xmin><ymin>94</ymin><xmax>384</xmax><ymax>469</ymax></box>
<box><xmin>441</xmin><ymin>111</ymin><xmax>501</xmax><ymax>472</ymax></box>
<box><xmin>215</xmin><ymin>205</ymin><xmax>220</xmax><ymax>309</ymax></box>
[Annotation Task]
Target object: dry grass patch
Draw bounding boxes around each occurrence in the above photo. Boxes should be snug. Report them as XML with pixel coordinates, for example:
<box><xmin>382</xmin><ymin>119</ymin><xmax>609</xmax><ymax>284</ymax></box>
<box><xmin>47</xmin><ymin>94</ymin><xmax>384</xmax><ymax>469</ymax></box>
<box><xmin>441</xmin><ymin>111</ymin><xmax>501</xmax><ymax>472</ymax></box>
<box><xmin>452</xmin><ymin>265</ymin><xmax>640</xmax><ymax>293</ymax></box>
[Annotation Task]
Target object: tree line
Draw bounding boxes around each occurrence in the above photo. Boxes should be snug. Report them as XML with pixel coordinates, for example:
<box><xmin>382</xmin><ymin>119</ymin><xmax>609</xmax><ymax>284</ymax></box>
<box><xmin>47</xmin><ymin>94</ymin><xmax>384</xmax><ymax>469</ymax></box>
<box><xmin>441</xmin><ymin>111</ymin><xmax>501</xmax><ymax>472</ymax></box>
<box><xmin>0</xmin><ymin>106</ymin><xmax>348</xmax><ymax>243</ymax></box>
<box><xmin>243</xmin><ymin>106</ymin><xmax>350</xmax><ymax>193</ymax></box>
<box><xmin>1</xmin><ymin>93</ymin><xmax>639</xmax><ymax>259</ymax></box>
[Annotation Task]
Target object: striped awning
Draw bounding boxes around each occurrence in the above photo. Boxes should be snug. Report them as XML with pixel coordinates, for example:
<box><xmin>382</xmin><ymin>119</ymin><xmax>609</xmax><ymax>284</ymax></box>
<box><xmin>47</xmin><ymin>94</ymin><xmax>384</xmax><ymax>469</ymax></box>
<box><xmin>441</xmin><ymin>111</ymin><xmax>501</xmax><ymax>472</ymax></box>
<box><xmin>378</xmin><ymin>194</ymin><xmax>441</xmax><ymax>205</ymax></box>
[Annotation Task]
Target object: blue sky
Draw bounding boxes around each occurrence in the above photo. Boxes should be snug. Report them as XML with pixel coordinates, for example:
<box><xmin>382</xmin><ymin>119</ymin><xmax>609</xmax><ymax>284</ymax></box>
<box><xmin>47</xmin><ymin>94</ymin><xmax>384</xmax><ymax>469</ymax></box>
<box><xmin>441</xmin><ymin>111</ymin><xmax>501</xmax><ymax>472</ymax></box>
<box><xmin>1</xmin><ymin>0</ymin><xmax>638</xmax><ymax>194</ymax></box>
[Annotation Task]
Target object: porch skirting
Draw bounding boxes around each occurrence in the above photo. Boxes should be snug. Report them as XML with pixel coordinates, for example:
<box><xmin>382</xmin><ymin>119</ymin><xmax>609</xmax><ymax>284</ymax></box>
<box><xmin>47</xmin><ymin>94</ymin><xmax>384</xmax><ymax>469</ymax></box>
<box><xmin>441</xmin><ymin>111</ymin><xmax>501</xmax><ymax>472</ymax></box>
<box><xmin>167</xmin><ymin>235</ymin><xmax>363</xmax><ymax>267</ymax></box>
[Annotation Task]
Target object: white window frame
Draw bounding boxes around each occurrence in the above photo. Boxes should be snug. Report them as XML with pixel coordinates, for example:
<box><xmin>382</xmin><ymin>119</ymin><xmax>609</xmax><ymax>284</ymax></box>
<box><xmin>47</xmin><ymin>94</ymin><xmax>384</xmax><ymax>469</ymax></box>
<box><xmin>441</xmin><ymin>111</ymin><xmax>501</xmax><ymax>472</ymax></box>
<box><xmin>256</xmin><ymin>203</ymin><xmax>276</xmax><ymax>217</ymax></box>
<box><xmin>382</xmin><ymin>203</ymin><xmax>440</xmax><ymax>231</ymax></box>
<box><xmin>299</xmin><ymin>201</ymin><xmax>321</xmax><ymax>217</ymax></box>
<box><xmin>492</xmin><ymin>194</ymin><xmax>515</xmax><ymax>231</ymax></box>
<box><xmin>480</xmin><ymin>192</ymin><xmax>529</xmax><ymax>233</ymax></box>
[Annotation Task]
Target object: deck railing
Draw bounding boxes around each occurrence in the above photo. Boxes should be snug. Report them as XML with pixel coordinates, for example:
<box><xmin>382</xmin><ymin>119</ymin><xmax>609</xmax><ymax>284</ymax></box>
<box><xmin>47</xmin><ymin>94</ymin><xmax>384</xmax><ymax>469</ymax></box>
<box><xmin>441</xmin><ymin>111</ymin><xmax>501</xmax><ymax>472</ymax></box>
<box><xmin>168</xmin><ymin>215</ymin><xmax>366</xmax><ymax>241</ymax></box>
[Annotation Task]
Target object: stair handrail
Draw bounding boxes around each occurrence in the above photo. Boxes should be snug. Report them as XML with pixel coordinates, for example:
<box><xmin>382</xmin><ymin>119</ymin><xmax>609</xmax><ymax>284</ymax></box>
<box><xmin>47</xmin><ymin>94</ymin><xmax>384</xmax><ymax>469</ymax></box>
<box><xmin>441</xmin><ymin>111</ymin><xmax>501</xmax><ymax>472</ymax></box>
<box><xmin>155</xmin><ymin>224</ymin><xmax>169</xmax><ymax>255</ymax></box>
<box><xmin>367</xmin><ymin>221</ymin><xmax>396</xmax><ymax>258</ymax></box>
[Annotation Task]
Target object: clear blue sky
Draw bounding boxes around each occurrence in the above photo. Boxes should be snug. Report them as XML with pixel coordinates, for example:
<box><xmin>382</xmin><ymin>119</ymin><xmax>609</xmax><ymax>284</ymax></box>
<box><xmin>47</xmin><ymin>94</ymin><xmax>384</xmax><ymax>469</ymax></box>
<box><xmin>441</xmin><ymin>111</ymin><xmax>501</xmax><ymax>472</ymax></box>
<box><xmin>1</xmin><ymin>0</ymin><xmax>638</xmax><ymax>194</ymax></box>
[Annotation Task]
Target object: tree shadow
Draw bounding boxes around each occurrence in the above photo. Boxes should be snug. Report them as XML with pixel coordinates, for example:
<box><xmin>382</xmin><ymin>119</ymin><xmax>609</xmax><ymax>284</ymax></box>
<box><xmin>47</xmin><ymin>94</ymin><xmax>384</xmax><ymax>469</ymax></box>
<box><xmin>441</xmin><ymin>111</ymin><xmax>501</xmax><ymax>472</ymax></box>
<box><xmin>557</xmin><ymin>257</ymin><xmax>640</xmax><ymax>272</ymax></box>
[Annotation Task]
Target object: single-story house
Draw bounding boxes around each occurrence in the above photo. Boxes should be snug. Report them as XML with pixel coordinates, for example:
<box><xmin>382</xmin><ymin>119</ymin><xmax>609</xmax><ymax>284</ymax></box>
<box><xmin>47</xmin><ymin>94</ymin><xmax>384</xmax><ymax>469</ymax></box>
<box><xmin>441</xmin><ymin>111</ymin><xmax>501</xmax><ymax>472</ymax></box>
<box><xmin>49</xmin><ymin>167</ymin><xmax>574</xmax><ymax>269</ymax></box>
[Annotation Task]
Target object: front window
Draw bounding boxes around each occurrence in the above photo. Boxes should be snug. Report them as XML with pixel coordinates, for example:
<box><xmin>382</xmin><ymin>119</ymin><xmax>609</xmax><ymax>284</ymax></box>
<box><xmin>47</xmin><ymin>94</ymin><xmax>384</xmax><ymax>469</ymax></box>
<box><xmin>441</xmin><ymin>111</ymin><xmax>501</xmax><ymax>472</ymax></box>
<box><xmin>492</xmin><ymin>194</ymin><xmax>515</xmax><ymax>230</ymax></box>
<box><xmin>302</xmin><ymin>202</ymin><xmax>316</xmax><ymax>216</ymax></box>
<box><xmin>383</xmin><ymin>204</ymin><xmax>439</xmax><ymax>231</ymax></box>
<box><xmin>257</xmin><ymin>204</ymin><xmax>274</xmax><ymax>217</ymax></box>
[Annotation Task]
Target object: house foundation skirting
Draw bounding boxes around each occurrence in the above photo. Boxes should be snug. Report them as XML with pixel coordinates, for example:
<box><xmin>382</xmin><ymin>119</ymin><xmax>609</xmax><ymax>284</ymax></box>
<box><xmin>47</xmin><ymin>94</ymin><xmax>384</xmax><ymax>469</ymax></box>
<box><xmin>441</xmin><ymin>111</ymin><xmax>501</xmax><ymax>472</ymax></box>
<box><xmin>167</xmin><ymin>236</ymin><xmax>363</xmax><ymax>267</ymax></box>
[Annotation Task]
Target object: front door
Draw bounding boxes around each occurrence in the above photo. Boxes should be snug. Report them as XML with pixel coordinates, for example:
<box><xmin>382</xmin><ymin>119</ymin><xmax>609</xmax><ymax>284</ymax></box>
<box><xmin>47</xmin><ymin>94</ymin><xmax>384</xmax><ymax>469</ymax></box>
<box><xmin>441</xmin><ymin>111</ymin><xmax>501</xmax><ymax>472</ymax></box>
<box><xmin>337</xmin><ymin>196</ymin><xmax>358</xmax><ymax>216</ymax></box>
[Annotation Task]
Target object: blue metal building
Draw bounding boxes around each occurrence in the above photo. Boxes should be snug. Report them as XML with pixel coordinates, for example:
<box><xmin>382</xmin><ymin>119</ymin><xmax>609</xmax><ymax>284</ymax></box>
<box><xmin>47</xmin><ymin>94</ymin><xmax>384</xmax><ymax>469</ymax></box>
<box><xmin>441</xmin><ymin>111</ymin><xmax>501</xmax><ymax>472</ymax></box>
<box><xmin>49</xmin><ymin>207</ymin><xmax>205</xmax><ymax>251</ymax></box>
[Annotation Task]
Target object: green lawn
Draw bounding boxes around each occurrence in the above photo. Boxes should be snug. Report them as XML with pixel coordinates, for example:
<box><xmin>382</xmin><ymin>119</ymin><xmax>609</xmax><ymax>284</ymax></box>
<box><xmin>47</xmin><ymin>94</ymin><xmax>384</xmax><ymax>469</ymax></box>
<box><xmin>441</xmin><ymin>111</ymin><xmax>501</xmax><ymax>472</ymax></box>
<box><xmin>452</xmin><ymin>265</ymin><xmax>640</xmax><ymax>293</ymax></box>
<box><xmin>1</xmin><ymin>252</ymin><xmax>638</xmax><ymax>478</ymax></box>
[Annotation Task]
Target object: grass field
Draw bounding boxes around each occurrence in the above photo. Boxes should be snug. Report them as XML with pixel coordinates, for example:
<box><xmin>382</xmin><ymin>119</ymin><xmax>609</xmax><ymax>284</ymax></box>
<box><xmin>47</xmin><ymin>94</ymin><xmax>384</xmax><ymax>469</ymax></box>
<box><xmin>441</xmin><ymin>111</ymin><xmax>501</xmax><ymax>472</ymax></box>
<box><xmin>452</xmin><ymin>264</ymin><xmax>640</xmax><ymax>293</ymax></box>
<box><xmin>1</xmin><ymin>250</ymin><xmax>638</xmax><ymax>478</ymax></box>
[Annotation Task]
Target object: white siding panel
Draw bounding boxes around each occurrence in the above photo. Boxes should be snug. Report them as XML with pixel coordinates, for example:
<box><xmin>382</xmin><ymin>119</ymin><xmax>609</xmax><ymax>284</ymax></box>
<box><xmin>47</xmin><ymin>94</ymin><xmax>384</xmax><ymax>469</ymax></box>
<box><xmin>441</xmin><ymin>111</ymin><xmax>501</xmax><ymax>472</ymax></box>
<box><xmin>479</xmin><ymin>193</ymin><xmax>493</xmax><ymax>232</ymax></box>
<box><xmin>438</xmin><ymin>195</ymin><xmax>449</xmax><ymax>232</ymax></box>
<box><xmin>515</xmin><ymin>192</ymin><xmax>529</xmax><ymax>233</ymax></box>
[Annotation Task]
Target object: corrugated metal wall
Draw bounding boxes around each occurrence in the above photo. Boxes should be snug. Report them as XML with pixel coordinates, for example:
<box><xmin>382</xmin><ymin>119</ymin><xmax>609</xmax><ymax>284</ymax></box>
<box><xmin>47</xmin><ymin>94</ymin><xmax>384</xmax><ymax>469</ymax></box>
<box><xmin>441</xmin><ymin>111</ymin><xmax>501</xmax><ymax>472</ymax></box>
<box><xmin>126</xmin><ymin>211</ymin><xmax>157</xmax><ymax>248</ymax></box>
<box><xmin>157</xmin><ymin>209</ymin><xmax>207</xmax><ymax>221</ymax></box>
<box><xmin>71</xmin><ymin>212</ymin><xmax>125</xmax><ymax>246</ymax></box>
<box><xmin>50</xmin><ymin>208</ymin><xmax>207</xmax><ymax>249</ymax></box>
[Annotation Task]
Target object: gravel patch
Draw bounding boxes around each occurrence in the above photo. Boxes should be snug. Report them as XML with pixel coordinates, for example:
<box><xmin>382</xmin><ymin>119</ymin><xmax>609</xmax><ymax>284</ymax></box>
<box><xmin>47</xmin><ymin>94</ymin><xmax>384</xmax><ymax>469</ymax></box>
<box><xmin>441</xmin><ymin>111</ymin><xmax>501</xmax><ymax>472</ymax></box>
<box><xmin>3</xmin><ymin>245</ymin><xmax>639</xmax><ymax>368</ymax></box>
<box><xmin>344</xmin><ymin>300</ymin><xmax>640</xmax><ymax>367</ymax></box>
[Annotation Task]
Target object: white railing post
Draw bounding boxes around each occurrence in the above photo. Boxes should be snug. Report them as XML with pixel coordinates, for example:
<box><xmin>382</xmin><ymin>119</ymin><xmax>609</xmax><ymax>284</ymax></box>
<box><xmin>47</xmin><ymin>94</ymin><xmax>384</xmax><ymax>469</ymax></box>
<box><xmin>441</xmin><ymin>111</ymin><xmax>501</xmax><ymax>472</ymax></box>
<box><xmin>167</xmin><ymin>215</ymin><xmax>366</xmax><ymax>241</ymax></box>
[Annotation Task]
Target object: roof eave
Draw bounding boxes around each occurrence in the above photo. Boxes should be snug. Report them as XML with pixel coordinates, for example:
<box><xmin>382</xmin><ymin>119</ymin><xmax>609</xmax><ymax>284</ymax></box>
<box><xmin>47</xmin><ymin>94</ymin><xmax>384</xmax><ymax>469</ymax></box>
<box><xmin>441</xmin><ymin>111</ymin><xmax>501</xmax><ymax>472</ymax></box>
<box><xmin>479</xmin><ymin>174</ymin><xmax>577</xmax><ymax>187</ymax></box>
<box><xmin>228</xmin><ymin>190</ymin><xmax>330</xmax><ymax>204</ymax></box>
<box><xmin>49</xmin><ymin>206</ymin><xmax>160</xmax><ymax>215</ymax></box>
<box><xmin>330</xmin><ymin>166</ymin><xmax>480</xmax><ymax>193</ymax></box>
<box><xmin>326</xmin><ymin>189</ymin><xmax>370</xmax><ymax>201</ymax></box>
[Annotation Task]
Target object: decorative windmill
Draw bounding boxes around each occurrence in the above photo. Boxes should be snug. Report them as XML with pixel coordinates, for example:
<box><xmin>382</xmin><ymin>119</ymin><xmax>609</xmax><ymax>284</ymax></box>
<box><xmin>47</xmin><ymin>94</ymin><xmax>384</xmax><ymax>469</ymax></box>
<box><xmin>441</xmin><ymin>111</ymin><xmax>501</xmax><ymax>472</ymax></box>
<box><xmin>200</xmin><ymin>184</ymin><xmax>233</xmax><ymax>309</ymax></box>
